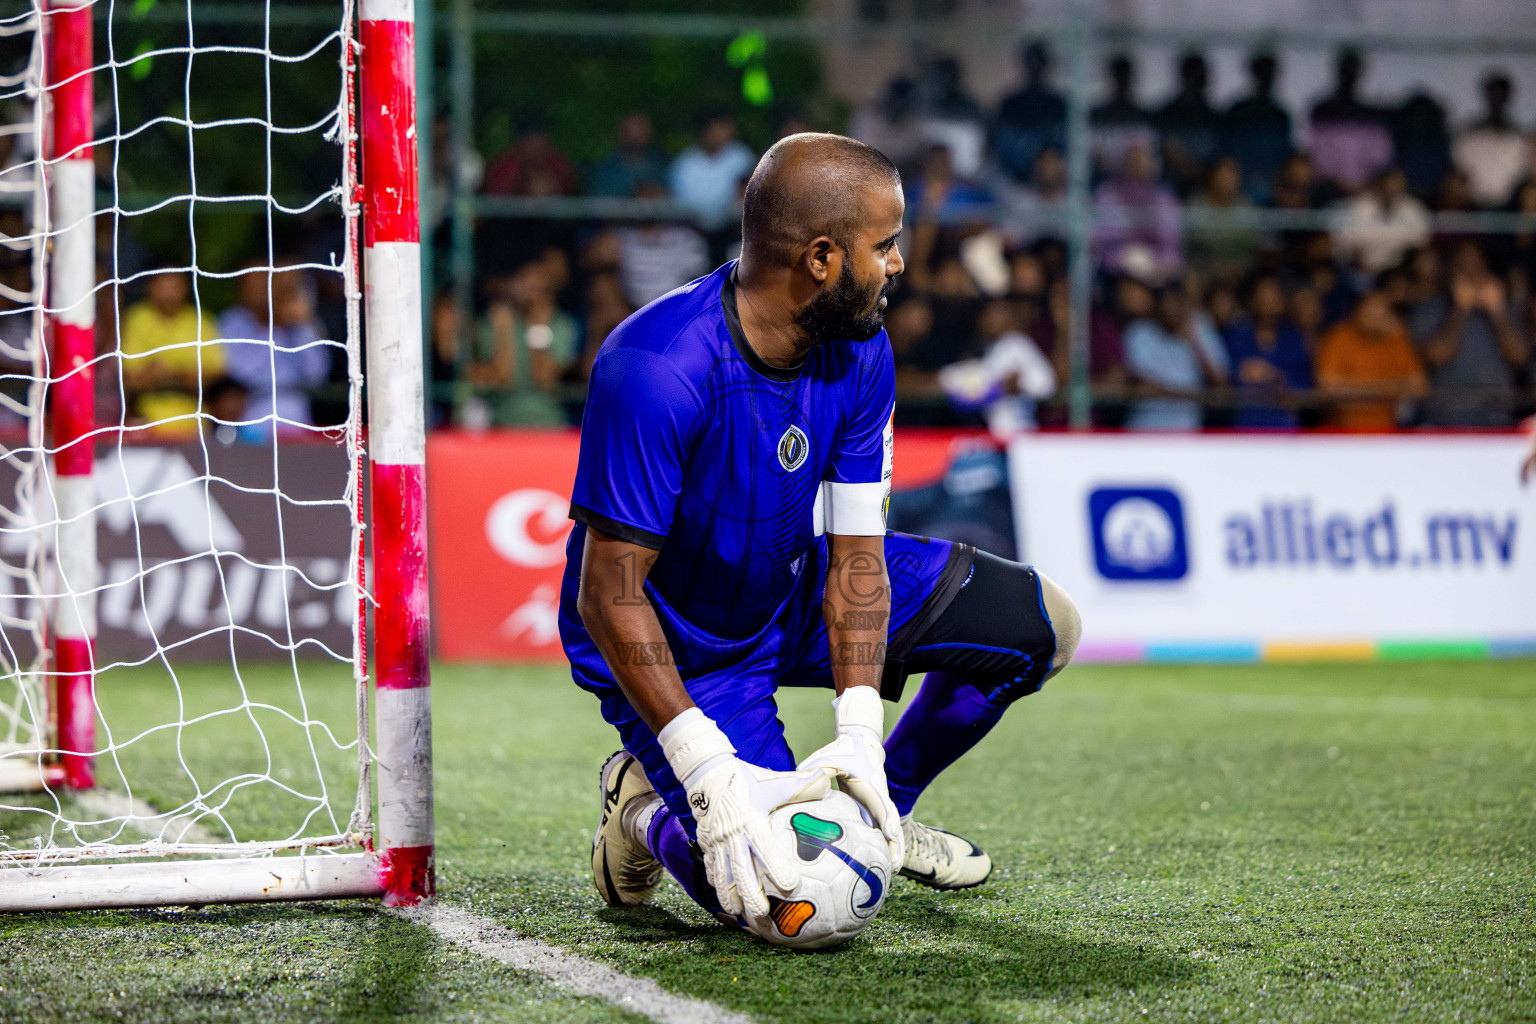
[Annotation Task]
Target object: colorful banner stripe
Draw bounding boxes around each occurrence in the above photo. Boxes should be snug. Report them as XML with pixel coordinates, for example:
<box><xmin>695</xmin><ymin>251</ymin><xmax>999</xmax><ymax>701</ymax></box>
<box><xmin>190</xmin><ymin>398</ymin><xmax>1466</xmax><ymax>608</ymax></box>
<box><xmin>1076</xmin><ymin>639</ymin><xmax>1536</xmax><ymax>663</ymax></box>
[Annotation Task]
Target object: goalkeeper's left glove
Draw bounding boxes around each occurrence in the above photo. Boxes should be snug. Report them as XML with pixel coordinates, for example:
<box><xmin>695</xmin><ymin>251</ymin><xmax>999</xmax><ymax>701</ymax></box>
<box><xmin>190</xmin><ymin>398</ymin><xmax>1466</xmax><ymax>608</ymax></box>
<box><xmin>798</xmin><ymin>685</ymin><xmax>905</xmax><ymax>868</ymax></box>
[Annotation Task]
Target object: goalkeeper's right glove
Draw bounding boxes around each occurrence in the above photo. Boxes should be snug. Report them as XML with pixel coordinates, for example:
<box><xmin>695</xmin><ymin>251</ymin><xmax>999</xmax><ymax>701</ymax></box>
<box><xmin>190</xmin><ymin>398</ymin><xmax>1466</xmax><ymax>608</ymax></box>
<box><xmin>660</xmin><ymin>707</ymin><xmax>834</xmax><ymax>922</ymax></box>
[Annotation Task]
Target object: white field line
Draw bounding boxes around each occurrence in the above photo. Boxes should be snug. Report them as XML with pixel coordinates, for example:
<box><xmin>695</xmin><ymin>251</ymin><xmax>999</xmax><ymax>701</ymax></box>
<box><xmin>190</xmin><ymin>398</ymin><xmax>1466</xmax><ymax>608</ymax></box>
<box><xmin>393</xmin><ymin>902</ymin><xmax>757</xmax><ymax>1024</ymax></box>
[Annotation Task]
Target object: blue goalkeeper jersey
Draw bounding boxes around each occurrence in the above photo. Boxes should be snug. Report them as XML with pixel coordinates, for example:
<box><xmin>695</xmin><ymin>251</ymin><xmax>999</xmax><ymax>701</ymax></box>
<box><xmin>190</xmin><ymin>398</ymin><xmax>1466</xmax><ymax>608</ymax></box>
<box><xmin>560</xmin><ymin>262</ymin><xmax>901</xmax><ymax>673</ymax></box>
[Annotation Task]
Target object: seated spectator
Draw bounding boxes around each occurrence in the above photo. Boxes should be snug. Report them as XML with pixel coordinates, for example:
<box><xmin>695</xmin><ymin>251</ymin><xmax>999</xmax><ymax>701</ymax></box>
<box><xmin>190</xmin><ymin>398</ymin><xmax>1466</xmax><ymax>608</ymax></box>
<box><xmin>218</xmin><ymin>265</ymin><xmax>330</xmax><ymax>438</ymax></box>
<box><xmin>1290</xmin><ymin>284</ymin><xmax>1326</xmax><ymax>356</ymax></box>
<box><xmin>1333</xmin><ymin>168</ymin><xmax>1431</xmax><ymax>275</ymax></box>
<box><xmin>1406</xmin><ymin>240</ymin><xmax>1529</xmax><ymax>426</ymax></box>
<box><xmin>466</xmin><ymin>252</ymin><xmax>578</xmax><ymax>426</ymax></box>
<box><xmin>938</xmin><ymin>297</ymin><xmax>1056</xmax><ymax>438</ymax></box>
<box><xmin>1315</xmin><ymin>287</ymin><xmax>1427</xmax><ymax>430</ymax></box>
<box><xmin>615</xmin><ymin>183</ymin><xmax>710</xmax><ymax>307</ymax></box>
<box><xmin>1272</xmin><ymin>152</ymin><xmax>1327</xmax><ymax>211</ymax></box>
<box><xmin>906</xmin><ymin>143</ymin><xmax>993</xmax><ymax>223</ymax></box>
<box><xmin>1122</xmin><ymin>280</ymin><xmax>1229</xmax><ymax>430</ymax></box>
<box><xmin>427</xmin><ymin>288</ymin><xmax>461</xmax><ymax>428</ymax></box>
<box><xmin>1431</xmin><ymin>169</ymin><xmax>1480</xmax><ymax>255</ymax></box>
<box><xmin>1308</xmin><ymin>48</ymin><xmax>1393</xmax><ymax>193</ymax></box>
<box><xmin>1185</xmin><ymin>156</ymin><xmax>1263</xmax><ymax>280</ymax></box>
<box><xmin>1224</xmin><ymin>272</ymin><xmax>1312</xmax><ymax>428</ymax></box>
<box><xmin>1155</xmin><ymin>51</ymin><xmax>1222</xmax><ymax>196</ymax></box>
<box><xmin>1497</xmin><ymin>180</ymin><xmax>1536</xmax><ymax>300</ymax></box>
<box><xmin>1093</xmin><ymin>142</ymin><xmax>1181</xmax><ymax>278</ymax></box>
<box><xmin>1091</xmin><ymin>53</ymin><xmax>1156</xmax><ymax>183</ymax></box>
<box><xmin>991</xmin><ymin>41</ymin><xmax>1066</xmax><ymax>185</ymax></box>
<box><xmin>998</xmin><ymin>147</ymin><xmax>1067</xmax><ymax>247</ymax></box>
<box><xmin>1391</xmin><ymin>91</ymin><xmax>1452</xmax><ymax>202</ymax></box>
<box><xmin>849</xmin><ymin>78</ymin><xmax>927</xmax><ymax>172</ymax></box>
<box><xmin>482</xmin><ymin>114</ymin><xmax>576</xmax><ymax>197</ymax></box>
<box><xmin>668</xmin><ymin>111</ymin><xmax>756</xmax><ymax>231</ymax></box>
<box><xmin>1224</xmin><ymin>52</ymin><xmax>1293</xmax><ymax>203</ymax></box>
<box><xmin>119</xmin><ymin>269</ymin><xmax>221</xmax><ymax>437</ymax></box>
<box><xmin>1453</xmin><ymin>72</ymin><xmax>1528</xmax><ymax>208</ymax></box>
<box><xmin>588</xmin><ymin>112</ymin><xmax>667</xmax><ymax>199</ymax></box>
<box><xmin>203</xmin><ymin>376</ymin><xmax>258</xmax><ymax>447</ymax></box>
<box><xmin>1029</xmin><ymin>274</ymin><xmax>1127</xmax><ymax>427</ymax></box>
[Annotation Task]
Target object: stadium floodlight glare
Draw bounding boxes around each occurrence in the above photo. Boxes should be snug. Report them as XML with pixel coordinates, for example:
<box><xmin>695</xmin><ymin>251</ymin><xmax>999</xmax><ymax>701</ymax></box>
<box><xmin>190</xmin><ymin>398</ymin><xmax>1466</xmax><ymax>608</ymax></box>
<box><xmin>0</xmin><ymin>0</ymin><xmax>432</xmax><ymax>910</ymax></box>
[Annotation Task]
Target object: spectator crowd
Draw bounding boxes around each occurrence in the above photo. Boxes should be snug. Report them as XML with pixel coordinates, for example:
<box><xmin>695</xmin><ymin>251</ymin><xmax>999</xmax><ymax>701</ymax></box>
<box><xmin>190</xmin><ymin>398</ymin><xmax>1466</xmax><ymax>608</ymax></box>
<box><xmin>6</xmin><ymin>43</ymin><xmax>1535</xmax><ymax>438</ymax></box>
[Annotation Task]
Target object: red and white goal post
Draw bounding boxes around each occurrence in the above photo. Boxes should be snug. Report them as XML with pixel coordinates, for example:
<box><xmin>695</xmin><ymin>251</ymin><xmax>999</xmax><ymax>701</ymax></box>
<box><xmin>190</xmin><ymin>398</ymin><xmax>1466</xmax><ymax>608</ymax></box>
<box><xmin>0</xmin><ymin>0</ymin><xmax>432</xmax><ymax>910</ymax></box>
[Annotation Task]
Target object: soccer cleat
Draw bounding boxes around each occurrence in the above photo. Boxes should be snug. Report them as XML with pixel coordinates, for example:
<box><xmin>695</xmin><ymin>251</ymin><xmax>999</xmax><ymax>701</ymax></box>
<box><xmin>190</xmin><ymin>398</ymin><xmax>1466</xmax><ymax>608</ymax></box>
<box><xmin>592</xmin><ymin>750</ymin><xmax>664</xmax><ymax>907</ymax></box>
<box><xmin>899</xmin><ymin>816</ymin><xmax>993</xmax><ymax>890</ymax></box>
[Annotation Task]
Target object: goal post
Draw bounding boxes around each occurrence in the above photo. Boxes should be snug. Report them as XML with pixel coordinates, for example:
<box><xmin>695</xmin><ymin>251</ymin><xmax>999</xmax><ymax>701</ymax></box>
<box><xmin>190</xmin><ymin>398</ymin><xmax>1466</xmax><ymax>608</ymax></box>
<box><xmin>0</xmin><ymin>0</ymin><xmax>433</xmax><ymax>910</ymax></box>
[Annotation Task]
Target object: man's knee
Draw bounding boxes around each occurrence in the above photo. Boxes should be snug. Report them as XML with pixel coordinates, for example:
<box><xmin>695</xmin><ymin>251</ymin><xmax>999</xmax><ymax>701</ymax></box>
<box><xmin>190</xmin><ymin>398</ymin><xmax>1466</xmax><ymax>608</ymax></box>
<box><xmin>1037</xmin><ymin>571</ymin><xmax>1080</xmax><ymax>680</ymax></box>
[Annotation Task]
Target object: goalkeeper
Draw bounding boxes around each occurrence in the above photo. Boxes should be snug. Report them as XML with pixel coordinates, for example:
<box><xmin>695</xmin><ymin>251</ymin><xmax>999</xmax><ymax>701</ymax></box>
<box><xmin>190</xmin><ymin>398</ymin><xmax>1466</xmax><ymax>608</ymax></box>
<box><xmin>561</xmin><ymin>133</ymin><xmax>1081</xmax><ymax>926</ymax></box>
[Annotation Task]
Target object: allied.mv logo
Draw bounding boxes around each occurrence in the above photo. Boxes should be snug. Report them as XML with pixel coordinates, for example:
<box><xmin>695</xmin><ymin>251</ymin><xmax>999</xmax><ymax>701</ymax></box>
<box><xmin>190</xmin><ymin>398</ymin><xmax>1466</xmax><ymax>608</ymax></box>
<box><xmin>777</xmin><ymin>425</ymin><xmax>809</xmax><ymax>472</ymax></box>
<box><xmin>1088</xmin><ymin>487</ymin><xmax>1189</xmax><ymax>581</ymax></box>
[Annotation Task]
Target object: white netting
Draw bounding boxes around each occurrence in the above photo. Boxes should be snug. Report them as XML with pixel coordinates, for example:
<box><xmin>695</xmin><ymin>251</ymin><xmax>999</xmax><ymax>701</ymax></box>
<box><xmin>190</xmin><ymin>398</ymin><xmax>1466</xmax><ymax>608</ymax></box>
<box><xmin>0</xmin><ymin>0</ymin><xmax>369</xmax><ymax>867</ymax></box>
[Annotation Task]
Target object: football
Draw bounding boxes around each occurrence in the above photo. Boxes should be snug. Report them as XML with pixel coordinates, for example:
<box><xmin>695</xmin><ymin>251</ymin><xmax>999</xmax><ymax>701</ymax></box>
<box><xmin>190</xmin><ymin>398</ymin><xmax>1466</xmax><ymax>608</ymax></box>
<box><xmin>748</xmin><ymin>790</ymin><xmax>893</xmax><ymax>950</ymax></box>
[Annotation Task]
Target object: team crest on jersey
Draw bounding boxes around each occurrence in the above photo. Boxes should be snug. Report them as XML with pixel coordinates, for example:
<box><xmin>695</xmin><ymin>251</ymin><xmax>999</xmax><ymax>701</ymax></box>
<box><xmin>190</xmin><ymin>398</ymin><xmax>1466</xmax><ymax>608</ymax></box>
<box><xmin>777</xmin><ymin>425</ymin><xmax>809</xmax><ymax>472</ymax></box>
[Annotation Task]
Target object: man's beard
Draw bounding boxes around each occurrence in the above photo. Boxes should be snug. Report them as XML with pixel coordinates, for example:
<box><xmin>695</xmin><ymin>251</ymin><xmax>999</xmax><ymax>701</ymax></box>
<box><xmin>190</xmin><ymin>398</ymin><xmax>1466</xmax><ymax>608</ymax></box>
<box><xmin>795</xmin><ymin>264</ymin><xmax>888</xmax><ymax>344</ymax></box>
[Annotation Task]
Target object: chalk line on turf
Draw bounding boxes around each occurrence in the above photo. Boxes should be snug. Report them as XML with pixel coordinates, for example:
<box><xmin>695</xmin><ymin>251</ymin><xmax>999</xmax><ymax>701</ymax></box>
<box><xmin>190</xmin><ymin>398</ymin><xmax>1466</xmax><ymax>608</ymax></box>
<box><xmin>393</xmin><ymin>902</ymin><xmax>757</xmax><ymax>1024</ymax></box>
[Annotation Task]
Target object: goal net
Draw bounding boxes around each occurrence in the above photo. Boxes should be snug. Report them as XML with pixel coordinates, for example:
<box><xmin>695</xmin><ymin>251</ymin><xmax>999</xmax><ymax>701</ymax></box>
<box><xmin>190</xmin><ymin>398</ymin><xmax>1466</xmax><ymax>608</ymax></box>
<box><xmin>0</xmin><ymin>0</ymin><xmax>431</xmax><ymax>910</ymax></box>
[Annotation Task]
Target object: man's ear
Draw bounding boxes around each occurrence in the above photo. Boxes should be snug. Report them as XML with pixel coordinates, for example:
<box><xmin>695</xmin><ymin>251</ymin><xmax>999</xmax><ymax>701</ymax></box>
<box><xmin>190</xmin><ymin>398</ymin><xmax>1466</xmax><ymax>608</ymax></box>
<box><xmin>804</xmin><ymin>235</ymin><xmax>839</xmax><ymax>286</ymax></box>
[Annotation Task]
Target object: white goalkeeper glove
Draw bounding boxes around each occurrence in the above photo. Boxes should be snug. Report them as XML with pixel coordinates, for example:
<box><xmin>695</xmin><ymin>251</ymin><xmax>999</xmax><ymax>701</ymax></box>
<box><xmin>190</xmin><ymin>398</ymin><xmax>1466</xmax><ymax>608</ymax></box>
<box><xmin>798</xmin><ymin>686</ymin><xmax>905</xmax><ymax>868</ymax></box>
<box><xmin>660</xmin><ymin>707</ymin><xmax>834</xmax><ymax>922</ymax></box>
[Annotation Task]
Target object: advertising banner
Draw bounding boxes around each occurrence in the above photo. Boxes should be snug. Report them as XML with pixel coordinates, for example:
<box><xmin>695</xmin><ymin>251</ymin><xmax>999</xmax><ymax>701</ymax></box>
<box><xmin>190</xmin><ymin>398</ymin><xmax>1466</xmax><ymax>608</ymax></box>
<box><xmin>0</xmin><ymin>442</ymin><xmax>355</xmax><ymax>666</ymax></box>
<box><xmin>1007</xmin><ymin>434</ymin><xmax>1536</xmax><ymax>661</ymax></box>
<box><xmin>426</xmin><ymin>428</ymin><xmax>988</xmax><ymax>663</ymax></box>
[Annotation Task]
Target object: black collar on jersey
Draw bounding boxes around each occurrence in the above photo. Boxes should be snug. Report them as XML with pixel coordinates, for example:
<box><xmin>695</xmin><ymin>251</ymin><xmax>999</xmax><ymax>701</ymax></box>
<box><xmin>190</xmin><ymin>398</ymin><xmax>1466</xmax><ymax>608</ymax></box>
<box><xmin>721</xmin><ymin>267</ymin><xmax>804</xmax><ymax>383</ymax></box>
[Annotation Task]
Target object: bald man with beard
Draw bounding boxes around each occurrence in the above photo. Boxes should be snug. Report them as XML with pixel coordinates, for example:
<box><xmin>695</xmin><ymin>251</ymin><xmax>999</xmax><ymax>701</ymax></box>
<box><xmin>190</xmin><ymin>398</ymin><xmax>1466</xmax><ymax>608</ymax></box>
<box><xmin>564</xmin><ymin>133</ymin><xmax>1081</xmax><ymax>938</ymax></box>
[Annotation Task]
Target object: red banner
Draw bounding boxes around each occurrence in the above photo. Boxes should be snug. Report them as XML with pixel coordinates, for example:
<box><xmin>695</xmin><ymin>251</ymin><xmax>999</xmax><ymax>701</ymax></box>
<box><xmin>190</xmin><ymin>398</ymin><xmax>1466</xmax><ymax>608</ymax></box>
<box><xmin>426</xmin><ymin>428</ymin><xmax>989</xmax><ymax>663</ymax></box>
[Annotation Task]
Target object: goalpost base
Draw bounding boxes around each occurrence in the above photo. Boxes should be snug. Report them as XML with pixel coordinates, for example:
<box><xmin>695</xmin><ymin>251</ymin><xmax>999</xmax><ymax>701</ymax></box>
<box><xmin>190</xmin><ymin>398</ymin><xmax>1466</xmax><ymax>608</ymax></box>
<box><xmin>0</xmin><ymin>853</ymin><xmax>387</xmax><ymax>913</ymax></box>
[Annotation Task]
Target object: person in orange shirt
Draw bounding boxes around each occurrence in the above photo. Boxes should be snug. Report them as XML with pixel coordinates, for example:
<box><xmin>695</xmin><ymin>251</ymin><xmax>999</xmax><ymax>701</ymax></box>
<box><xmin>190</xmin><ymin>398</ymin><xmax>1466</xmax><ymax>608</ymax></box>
<box><xmin>1314</xmin><ymin>287</ymin><xmax>1427</xmax><ymax>430</ymax></box>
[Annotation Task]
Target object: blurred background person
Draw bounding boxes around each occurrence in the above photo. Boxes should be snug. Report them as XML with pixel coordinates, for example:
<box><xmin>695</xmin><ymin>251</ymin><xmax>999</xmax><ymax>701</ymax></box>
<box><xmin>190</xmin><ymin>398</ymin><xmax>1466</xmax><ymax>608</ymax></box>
<box><xmin>465</xmin><ymin>250</ymin><xmax>578</xmax><ymax>427</ymax></box>
<box><xmin>1333</xmin><ymin>168</ymin><xmax>1431</xmax><ymax>275</ymax></box>
<box><xmin>1155</xmin><ymin>50</ymin><xmax>1222</xmax><ymax>197</ymax></box>
<box><xmin>218</xmin><ymin>264</ymin><xmax>330</xmax><ymax>439</ymax></box>
<box><xmin>1093</xmin><ymin>142</ymin><xmax>1181</xmax><ymax>277</ymax></box>
<box><xmin>1223</xmin><ymin>271</ymin><xmax>1313</xmax><ymax>428</ymax></box>
<box><xmin>1090</xmin><ymin>52</ymin><xmax>1156</xmax><ymax>182</ymax></box>
<box><xmin>119</xmin><ymin>268</ymin><xmax>221</xmax><ymax>438</ymax></box>
<box><xmin>668</xmin><ymin>111</ymin><xmax>755</xmax><ymax>232</ymax></box>
<box><xmin>938</xmin><ymin>297</ymin><xmax>1057</xmax><ymax>438</ymax></box>
<box><xmin>991</xmin><ymin>41</ymin><xmax>1066</xmax><ymax>186</ymax></box>
<box><xmin>1223</xmin><ymin>52</ymin><xmax>1293</xmax><ymax>203</ymax></box>
<box><xmin>1308</xmin><ymin>48</ymin><xmax>1393</xmax><ymax>193</ymax></box>
<box><xmin>1407</xmin><ymin>240</ymin><xmax>1529</xmax><ymax>426</ymax></box>
<box><xmin>1315</xmin><ymin>285</ymin><xmax>1427</xmax><ymax>429</ymax></box>
<box><xmin>588</xmin><ymin>111</ymin><xmax>668</xmax><ymax>199</ymax></box>
<box><xmin>1122</xmin><ymin>279</ymin><xmax>1229</xmax><ymax>430</ymax></box>
<box><xmin>1453</xmin><ymin>71</ymin><xmax>1528</xmax><ymax>208</ymax></box>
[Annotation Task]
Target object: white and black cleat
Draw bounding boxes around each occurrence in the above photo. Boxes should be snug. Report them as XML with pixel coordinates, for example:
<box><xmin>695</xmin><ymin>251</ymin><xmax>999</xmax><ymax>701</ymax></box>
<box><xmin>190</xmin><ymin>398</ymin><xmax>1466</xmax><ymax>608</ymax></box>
<box><xmin>592</xmin><ymin>749</ymin><xmax>664</xmax><ymax>907</ymax></box>
<box><xmin>899</xmin><ymin>816</ymin><xmax>993</xmax><ymax>890</ymax></box>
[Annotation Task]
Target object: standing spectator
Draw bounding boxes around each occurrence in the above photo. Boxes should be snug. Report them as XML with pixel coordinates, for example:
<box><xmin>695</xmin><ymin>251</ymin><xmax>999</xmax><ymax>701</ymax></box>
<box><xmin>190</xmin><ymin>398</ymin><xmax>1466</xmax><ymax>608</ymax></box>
<box><xmin>1453</xmin><ymin>72</ymin><xmax>1529</xmax><ymax>208</ymax></box>
<box><xmin>668</xmin><ymin>111</ymin><xmax>755</xmax><ymax>231</ymax></box>
<box><xmin>1122</xmin><ymin>281</ymin><xmax>1229</xmax><ymax>430</ymax></box>
<box><xmin>849</xmin><ymin>78</ymin><xmax>927</xmax><ymax>172</ymax></box>
<box><xmin>1333</xmin><ymin>168</ymin><xmax>1431</xmax><ymax>275</ymax></box>
<box><xmin>1092</xmin><ymin>142</ymin><xmax>1181</xmax><ymax>277</ymax></box>
<box><xmin>1224</xmin><ymin>52</ymin><xmax>1293</xmax><ymax>203</ymax></box>
<box><xmin>1155</xmin><ymin>51</ymin><xmax>1222</xmax><ymax>196</ymax></box>
<box><xmin>119</xmin><ymin>269</ymin><xmax>222</xmax><ymax>437</ymax></box>
<box><xmin>1223</xmin><ymin>272</ymin><xmax>1312</xmax><ymax>428</ymax></box>
<box><xmin>991</xmin><ymin>41</ymin><xmax>1066</xmax><ymax>185</ymax></box>
<box><xmin>1315</xmin><ymin>286</ymin><xmax>1427</xmax><ymax>430</ymax></box>
<box><xmin>1091</xmin><ymin>53</ymin><xmax>1156</xmax><ymax>182</ymax></box>
<box><xmin>219</xmin><ymin>265</ymin><xmax>331</xmax><ymax>438</ymax></box>
<box><xmin>588</xmin><ymin>112</ymin><xmax>667</xmax><ymax>199</ymax></box>
<box><xmin>481</xmin><ymin>114</ymin><xmax>576</xmax><ymax>197</ymax></box>
<box><xmin>1391</xmin><ymin>91</ymin><xmax>1452</xmax><ymax>202</ymax></box>
<box><xmin>1308</xmin><ymin>48</ymin><xmax>1393</xmax><ymax>193</ymax></box>
<box><xmin>467</xmin><ymin>252</ymin><xmax>578</xmax><ymax>427</ymax></box>
<box><xmin>914</xmin><ymin>56</ymin><xmax>987</xmax><ymax>179</ymax></box>
<box><xmin>1185</xmin><ymin>156</ymin><xmax>1263</xmax><ymax>280</ymax></box>
<box><xmin>615</xmin><ymin>183</ymin><xmax>710</xmax><ymax>308</ymax></box>
<box><xmin>1407</xmin><ymin>241</ymin><xmax>1529</xmax><ymax>426</ymax></box>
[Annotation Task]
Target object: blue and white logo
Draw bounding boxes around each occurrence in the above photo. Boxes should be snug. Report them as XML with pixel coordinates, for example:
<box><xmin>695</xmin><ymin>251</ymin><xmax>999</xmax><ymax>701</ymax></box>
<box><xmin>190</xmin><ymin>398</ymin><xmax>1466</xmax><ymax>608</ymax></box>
<box><xmin>1089</xmin><ymin>487</ymin><xmax>1189</xmax><ymax>581</ymax></box>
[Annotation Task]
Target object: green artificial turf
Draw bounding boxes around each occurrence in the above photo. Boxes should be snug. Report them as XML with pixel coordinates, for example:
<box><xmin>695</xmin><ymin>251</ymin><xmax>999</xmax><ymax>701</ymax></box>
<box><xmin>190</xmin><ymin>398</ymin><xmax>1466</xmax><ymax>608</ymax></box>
<box><xmin>2</xmin><ymin>659</ymin><xmax>1534</xmax><ymax>1023</ymax></box>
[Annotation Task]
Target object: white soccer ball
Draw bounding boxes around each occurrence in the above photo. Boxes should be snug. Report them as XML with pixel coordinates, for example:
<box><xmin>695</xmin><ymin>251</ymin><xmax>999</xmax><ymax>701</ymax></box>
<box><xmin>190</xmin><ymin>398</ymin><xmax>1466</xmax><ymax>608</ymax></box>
<box><xmin>748</xmin><ymin>790</ymin><xmax>893</xmax><ymax>950</ymax></box>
